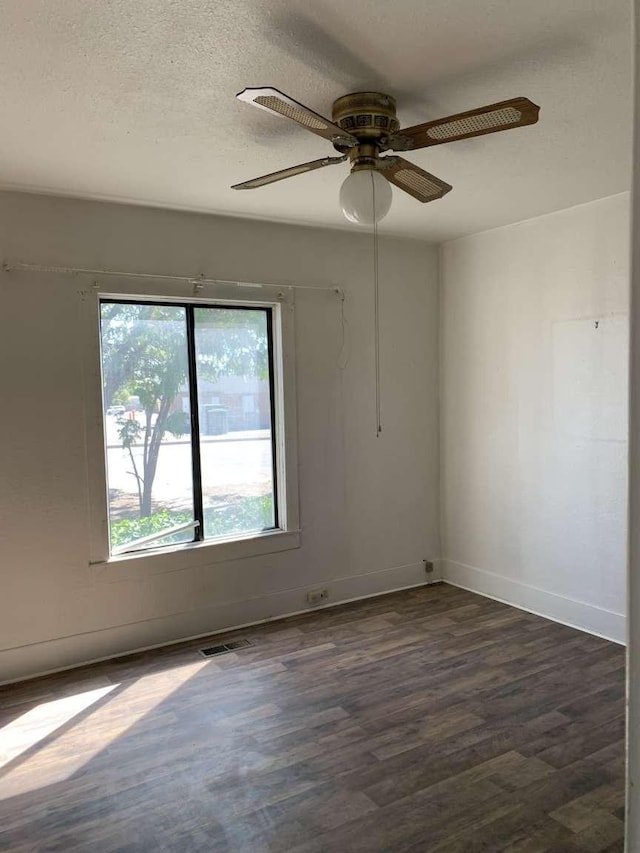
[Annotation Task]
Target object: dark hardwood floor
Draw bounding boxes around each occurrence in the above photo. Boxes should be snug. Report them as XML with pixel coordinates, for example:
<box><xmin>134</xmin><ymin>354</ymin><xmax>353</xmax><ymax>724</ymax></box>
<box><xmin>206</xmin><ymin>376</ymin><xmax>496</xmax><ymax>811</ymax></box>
<box><xmin>0</xmin><ymin>583</ymin><xmax>626</xmax><ymax>852</ymax></box>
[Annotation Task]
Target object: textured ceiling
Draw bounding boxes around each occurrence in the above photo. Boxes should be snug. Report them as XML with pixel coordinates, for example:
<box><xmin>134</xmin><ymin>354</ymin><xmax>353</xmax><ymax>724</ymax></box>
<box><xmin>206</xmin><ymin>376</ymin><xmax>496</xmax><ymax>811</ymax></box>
<box><xmin>0</xmin><ymin>0</ymin><xmax>632</xmax><ymax>241</ymax></box>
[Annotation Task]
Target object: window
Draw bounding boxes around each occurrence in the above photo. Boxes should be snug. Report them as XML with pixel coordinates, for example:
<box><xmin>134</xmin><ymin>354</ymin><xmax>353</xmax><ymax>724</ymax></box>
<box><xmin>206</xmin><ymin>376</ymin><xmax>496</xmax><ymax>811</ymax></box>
<box><xmin>99</xmin><ymin>298</ymin><xmax>282</xmax><ymax>556</ymax></box>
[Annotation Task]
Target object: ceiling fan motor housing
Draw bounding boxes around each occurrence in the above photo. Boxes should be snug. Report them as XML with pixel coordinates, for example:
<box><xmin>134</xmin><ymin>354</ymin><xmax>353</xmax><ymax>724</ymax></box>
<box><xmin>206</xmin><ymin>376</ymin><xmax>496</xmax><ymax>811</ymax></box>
<box><xmin>331</xmin><ymin>92</ymin><xmax>400</xmax><ymax>156</ymax></box>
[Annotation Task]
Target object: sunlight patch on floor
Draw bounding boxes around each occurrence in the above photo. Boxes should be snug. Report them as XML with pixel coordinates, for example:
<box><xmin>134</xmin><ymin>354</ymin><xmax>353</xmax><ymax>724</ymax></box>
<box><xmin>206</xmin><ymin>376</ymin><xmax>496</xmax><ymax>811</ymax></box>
<box><xmin>0</xmin><ymin>660</ymin><xmax>209</xmax><ymax>799</ymax></box>
<box><xmin>0</xmin><ymin>684</ymin><xmax>119</xmax><ymax>770</ymax></box>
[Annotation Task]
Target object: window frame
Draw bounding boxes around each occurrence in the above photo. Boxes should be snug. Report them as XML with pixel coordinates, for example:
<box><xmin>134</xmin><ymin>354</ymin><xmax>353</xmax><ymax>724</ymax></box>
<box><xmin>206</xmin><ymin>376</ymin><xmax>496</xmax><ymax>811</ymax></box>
<box><xmin>81</xmin><ymin>279</ymin><xmax>300</xmax><ymax>576</ymax></box>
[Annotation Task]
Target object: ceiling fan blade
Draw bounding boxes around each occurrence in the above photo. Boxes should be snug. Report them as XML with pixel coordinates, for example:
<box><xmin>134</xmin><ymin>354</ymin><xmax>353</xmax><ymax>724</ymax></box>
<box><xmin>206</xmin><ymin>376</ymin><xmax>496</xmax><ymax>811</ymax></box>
<box><xmin>376</xmin><ymin>157</ymin><xmax>452</xmax><ymax>203</ymax></box>
<box><xmin>391</xmin><ymin>97</ymin><xmax>540</xmax><ymax>150</ymax></box>
<box><xmin>236</xmin><ymin>87</ymin><xmax>357</xmax><ymax>146</ymax></box>
<box><xmin>232</xmin><ymin>155</ymin><xmax>347</xmax><ymax>190</ymax></box>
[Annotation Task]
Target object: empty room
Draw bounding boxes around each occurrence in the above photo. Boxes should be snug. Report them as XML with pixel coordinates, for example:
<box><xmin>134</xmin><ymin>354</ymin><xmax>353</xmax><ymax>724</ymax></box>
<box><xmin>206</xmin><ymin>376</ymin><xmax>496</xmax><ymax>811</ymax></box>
<box><xmin>1</xmin><ymin>0</ymin><xmax>638</xmax><ymax>850</ymax></box>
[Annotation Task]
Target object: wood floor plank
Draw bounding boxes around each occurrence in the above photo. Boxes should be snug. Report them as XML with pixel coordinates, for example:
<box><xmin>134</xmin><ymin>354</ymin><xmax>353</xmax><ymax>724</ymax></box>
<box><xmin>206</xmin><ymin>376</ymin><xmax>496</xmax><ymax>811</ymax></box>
<box><xmin>0</xmin><ymin>584</ymin><xmax>625</xmax><ymax>852</ymax></box>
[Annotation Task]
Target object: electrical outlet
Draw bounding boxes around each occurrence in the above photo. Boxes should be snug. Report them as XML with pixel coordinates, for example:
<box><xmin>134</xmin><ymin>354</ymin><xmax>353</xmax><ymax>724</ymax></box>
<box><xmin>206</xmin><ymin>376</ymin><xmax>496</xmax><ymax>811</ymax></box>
<box><xmin>307</xmin><ymin>588</ymin><xmax>329</xmax><ymax>605</ymax></box>
<box><xmin>423</xmin><ymin>560</ymin><xmax>434</xmax><ymax>574</ymax></box>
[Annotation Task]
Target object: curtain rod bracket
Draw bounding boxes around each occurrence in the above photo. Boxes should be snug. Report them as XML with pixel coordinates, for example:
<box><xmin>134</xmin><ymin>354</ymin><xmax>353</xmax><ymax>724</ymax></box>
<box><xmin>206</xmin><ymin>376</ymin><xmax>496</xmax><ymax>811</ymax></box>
<box><xmin>191</xmin><ymin>274</ymin><xmax>205</xmax><ymax>295</ymax></box>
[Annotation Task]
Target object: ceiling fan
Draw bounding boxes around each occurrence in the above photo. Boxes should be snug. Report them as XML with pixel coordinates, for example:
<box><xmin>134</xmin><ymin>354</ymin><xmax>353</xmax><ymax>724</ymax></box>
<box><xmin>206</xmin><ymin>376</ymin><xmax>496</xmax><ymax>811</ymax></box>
<box><xmin>232</xmin><ymin>87</ymin><xmax>540</xmax><ymax>223</ymax></box>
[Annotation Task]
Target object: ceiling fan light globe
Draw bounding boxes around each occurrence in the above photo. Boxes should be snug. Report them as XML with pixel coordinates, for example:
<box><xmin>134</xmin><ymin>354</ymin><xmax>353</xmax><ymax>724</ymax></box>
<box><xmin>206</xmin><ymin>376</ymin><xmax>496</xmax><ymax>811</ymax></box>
<box><xmin>339</xmin><ymin>170</ymin><xmax>392</xmax><ymax>225</ymax></box>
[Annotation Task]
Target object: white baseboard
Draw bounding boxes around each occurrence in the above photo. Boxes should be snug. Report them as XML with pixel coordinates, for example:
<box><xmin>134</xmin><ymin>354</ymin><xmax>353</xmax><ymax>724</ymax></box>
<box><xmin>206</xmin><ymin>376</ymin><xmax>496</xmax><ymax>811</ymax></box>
<box><xmin>442</xmin><ymin>559</ymin><xmax>626</xmax><ymax>645</ymax></box>
<box><xmin>0</xmin><ymin>560</ymin><xmax>443</xmax><ymax>685</ymax></box>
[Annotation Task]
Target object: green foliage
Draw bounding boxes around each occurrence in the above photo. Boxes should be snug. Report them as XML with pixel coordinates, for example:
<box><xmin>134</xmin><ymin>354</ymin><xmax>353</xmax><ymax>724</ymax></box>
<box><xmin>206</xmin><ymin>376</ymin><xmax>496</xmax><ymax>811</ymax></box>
<box><xmin>204</xmin><ymin>494</ymin><xmax>274</xmax><ymax>538</ymax></box>
<box><xmin>110</xmin><ymin>495</ymin><xmax>274</xmax><ymax>550</ymax></box>
<box><xmin>164</xmin><ymin>410</ymin><xmax>190</xmax><ymax>438</ymax></box>
<box><xmin>116</xmin><ymin>416</ymin><xmax>143</xmax><ymax>449</ymax></box>
<box><xmin>194</xmin><ymin>307</ymin><xmax>269</xmax><ymax>381</ymax></box>
<box><xmin>110</xmin><ymin>509</ymin><xmax>193</xmax><ymax>549</ymax></box>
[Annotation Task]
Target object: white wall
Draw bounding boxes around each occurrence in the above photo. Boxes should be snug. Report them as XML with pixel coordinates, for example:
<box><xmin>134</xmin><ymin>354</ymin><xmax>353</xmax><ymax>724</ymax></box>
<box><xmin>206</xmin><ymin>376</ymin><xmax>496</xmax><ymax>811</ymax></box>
<box><xmin>440</xmin><ymin>193</ymin><xmax>630</xmax><ymax>643</ymax></box>
<box><xmin>0</xmin><ymin>191</ymin><xmax>440</xmax><ymax>683</ymax></box>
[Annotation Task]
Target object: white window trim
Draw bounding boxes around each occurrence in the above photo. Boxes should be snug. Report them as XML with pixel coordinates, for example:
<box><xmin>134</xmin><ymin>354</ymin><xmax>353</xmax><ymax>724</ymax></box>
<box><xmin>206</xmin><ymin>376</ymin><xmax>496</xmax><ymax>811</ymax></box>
<box><xmin>81</xmin><ymin>278</ymin><xmax>300</xmax><ymax>577</ymax></box>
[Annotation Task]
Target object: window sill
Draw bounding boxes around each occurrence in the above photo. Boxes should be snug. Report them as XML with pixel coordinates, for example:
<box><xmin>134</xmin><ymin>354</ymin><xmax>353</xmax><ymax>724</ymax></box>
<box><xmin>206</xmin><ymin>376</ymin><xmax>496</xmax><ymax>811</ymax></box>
<box><xmin>92</xmin><ymin>528</ymin><xmax>301</xmax><ymax>582</ymax></box>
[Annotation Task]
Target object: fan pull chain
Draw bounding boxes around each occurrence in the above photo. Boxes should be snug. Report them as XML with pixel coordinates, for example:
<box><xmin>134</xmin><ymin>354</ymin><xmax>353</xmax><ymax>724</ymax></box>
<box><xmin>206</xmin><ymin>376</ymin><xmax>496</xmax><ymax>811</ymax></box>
<box><xmin>372</xmin><ymin>172</ymin><xmax>382</xmax><ymax>437</ymax></box>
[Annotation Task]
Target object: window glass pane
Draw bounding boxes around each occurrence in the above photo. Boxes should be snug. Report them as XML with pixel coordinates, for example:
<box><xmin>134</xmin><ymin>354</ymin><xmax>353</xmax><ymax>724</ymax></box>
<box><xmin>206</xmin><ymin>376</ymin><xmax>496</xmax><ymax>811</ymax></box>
<box><xmin>100</xmin><ymin>302</ymin><xmax>196</xmax><ymax>553</ymax></box>
<box><xmin>194</xmin><ymin>307</ymin><xmax>276</xmax><ymax>539</ymax></box>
